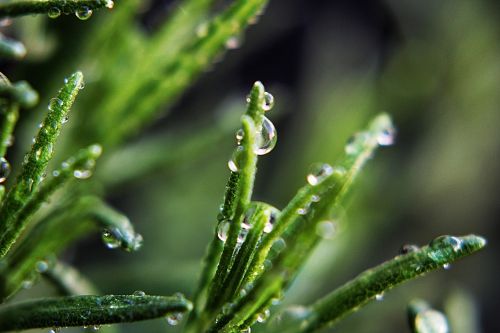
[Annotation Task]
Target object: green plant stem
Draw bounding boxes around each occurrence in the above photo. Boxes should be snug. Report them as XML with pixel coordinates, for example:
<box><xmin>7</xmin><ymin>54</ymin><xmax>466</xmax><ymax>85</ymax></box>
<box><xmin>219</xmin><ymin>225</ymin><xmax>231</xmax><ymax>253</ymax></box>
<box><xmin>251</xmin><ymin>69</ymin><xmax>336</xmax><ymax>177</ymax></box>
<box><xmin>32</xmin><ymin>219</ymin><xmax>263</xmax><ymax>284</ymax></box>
<box><xmin>42</xmin><ymin>259</ymin><xmax>99</xmax><ymax>296</ymax></box>
<box><xmin>296</xmin><ymin>235</ymin><xmax>485</xmax><ymax>333</ymax></box>
<box><xmin>0</xmin><ymin>34</ymin><xmax>26</xmax><ymax>60</ymax></box>
<box><xmin>0</xmin><ymin>80</ymin><xmax>39</xmax><ymax>109</ymax></box>
<box><xmin>0</xmin><ymin>71</ymin><xmax>84</xmax><ymax>258</ymax></box>
<box><xmin>0</xmin><ymin>294</ymin><xmax>192</xmax><ymax>331</ymax></box>
<box><xmin>0</xmin><ymin>0</ymin><xmax>112</xmax><ymax>17</ymax></box>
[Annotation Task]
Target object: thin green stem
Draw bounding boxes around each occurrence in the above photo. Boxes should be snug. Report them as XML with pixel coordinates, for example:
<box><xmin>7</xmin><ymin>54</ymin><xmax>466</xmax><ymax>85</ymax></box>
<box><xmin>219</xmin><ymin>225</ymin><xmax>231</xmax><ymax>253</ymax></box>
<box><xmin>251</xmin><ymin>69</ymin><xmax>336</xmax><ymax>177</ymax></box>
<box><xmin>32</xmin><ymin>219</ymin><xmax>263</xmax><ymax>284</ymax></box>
<box><xmin>0</xmin><ymin>294</ymin><xmax>192</xmax><ymax>331</ymax></box>
<box><xmin>0</xmin><ymin>0</ymin><xmax>112</xmax><ymax>18</ymax></box>
<box><xmin>0</xmin><ymin>34</ymin><xmax>26</xmax><ymax>60</ymax></box>
<box><xmin>41</xmin><ymin>259</ymin><xmax>99</xmax><ymax>296</ymax></box>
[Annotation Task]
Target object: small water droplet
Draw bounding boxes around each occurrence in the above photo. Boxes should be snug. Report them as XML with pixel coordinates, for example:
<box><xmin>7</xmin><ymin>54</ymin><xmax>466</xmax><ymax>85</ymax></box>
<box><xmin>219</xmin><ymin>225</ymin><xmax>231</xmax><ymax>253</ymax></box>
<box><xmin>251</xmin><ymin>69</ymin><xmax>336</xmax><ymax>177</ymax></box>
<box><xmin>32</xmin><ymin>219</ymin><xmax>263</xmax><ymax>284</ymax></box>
<box><xmin>375</xmin><ymin>293</ymin><xmax>384</xmax><ymax>301</ymax></box>
<box><xmin>62</xmin><ymin>116</ymin><xmax>69</xmax><ymax>124</ymax></box>
<box><xmin>74</xmin><ymin>169</ymin><xmax>92</xmax><ymax>179</ymax></box>
<box><xmin>228</xmin><ymin>146</ymin><xmax>244</xmax><ymax>172</ymax></box>
<box><xmin>129</xmin><ymin>233</ymin><xmax>143</xmax><ymax>251</ymax></box>
<box><xmin>79</xmin><ymin>81</ymin><xmax>85</xmax><ymax>90</ymax></box>
<box><xmin>377</xmin><ymin>127</ymin><xmax>396</xmax><ymax>146</ymax></box>
<box><xmin>35</xmin><ymin>148</ymin><xmax>43</xmax><ymax>160</ymax></box>
<box><xmin>240</xmin><ymin>327</ymin><xmax>251</xmax><ymax>333</ymax></box>
<box><xmin>256</xmin><ymin>309</ymin><xmax>270</xmax><ymax>323</ymax></box>
<box><xmin>262</xmin><ymin>92</ymin><xmax>274</xmax><ymax>111</ymax></box>
<box><xmin>217</xmin><ymin>220</ymin><xmax>230</xmax><ymax>242</ymax></box>
<box><xmin>0</xmin><ymin>158</ymin><xmax>11</xmax><ymax>183</ymax></box>
<box><xmin>306</xmin><ymin>163</ymin><xmax>333</xmax><ymax>186</ymax></box>
<box><xmin>166</xmin><ymin>312</ymin><xmax>183</xmax><ymax>326</ymax></box>
<box><xmin>263</xmin><ymin>259</ymin><xmax>273</xmax><ymax>270</ymax></box>
<box><xmin>102</xmin><ymin>229</ymin><xmax>121</xmax><ymax>249</ymax></box>
<box><xmin>22</xmin><ymin>280</ymin><xmax>33</xmax><ymax>289</ymax></box>
<box><xmin>48</xmin><ymin>98</ymin><xmax>63</xmax><ymax>111</ymax></box>
<box><xmin>4</xmin><ymin>135</ymin><xmax>14</xmax><ymax>147</ymax></box>
<box><xmin>90</xmin><ymin>325</ymin><xmax>101</xmax><ymax>331</ymax></box>
<box><xmin>271</xmin><ymin>238</ymin><xmax>286</xmax><ymax>254</ymax></box>
<box><xmin>235</xmin><ymin>128</ymin><xmax>244</xmax><ymax>144</ymax></box>
<box><xmin>237</xmin><ymin>228</ymin><xmax>248</xmax><ymax>244</ymax></box>
<box><xmin>254</xmin><ymin>116</ymin><xmax>277</xmax><ymax>155</ymax></box>
<box><xmin>399</xmin><ymin>244</ymin><xmax>419</xmax><ymax>255</ymax></box>
<box><xmin>316</xmin><ymin>221</ymin><xmax>337</xmax><ymax>239</ymax></box>
<box><xmin>264</xmin><ymin>210</ymin><xmax>278</xmax><ymax>233</ymax></box>
<box><xmin>75</xmin><ymin>6</ymin><xmax>93</xmax><ymax>20</ymax></box>
<box><xmin>443</xmin><ymin>263</ymin><xmax>451</xmax><ymax>270</ymax></box>
<box><xmin>64</xmin><ymin>77</ymin><xmax>69</xmax><ymax>84</ymax></box>
<box><xmin>36</xmin><ymin>260</ymin><xmax>49</xmax><ymax>273</ymax></box>
<box><xmin>297</xmin><ymin>202</ymin><xmax>311</xmax><ymax>215</ymax></box>
<box><xmin>133</xmin><ymin>290</ymin><xmax>146</xmax><ymax>297</ymax></box>
<box><xmin>48</xmin><ymin>7</ymin><xmax>61</xmax><ymax>18</ymax></box>
<box><xmin>225</xmin><ymin>36</ymin><xmax>241</xmax><ymax>49</ymax></box>
<box><xmin>105</xmin><ymin>0</ymin><xmax>114</xmax><ymax>9</ymax></box>
<box><xmin>52</xmin><ymin>170</ymin><xmax>60</xmax><ymax>177</ymax></box>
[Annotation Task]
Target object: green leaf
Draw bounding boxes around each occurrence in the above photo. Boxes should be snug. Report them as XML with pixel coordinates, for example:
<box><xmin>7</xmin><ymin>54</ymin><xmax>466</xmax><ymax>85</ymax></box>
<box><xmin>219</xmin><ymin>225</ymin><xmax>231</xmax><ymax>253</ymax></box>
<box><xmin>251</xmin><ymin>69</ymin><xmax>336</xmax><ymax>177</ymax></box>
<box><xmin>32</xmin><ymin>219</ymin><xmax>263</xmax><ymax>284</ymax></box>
<box><xmin>0</xmin><ymin>34</ymin><xmax>26</xmax><ymax>59</ymax></box>
<box><xmin>0</xmin><ymin>0</ymin><xmax>113</xmax><ymax>18</ymax></box>
<box><xmin>0</xmin><ymin>71</ymin><xmax>84</xmax><ymax>258</ymax></box>
<box><xmin>0</xmin><ymin>294</ymin><xmax>192</xmax><ymax>331</ymax></box>
<box><xmin>296</xmin><ymin>235</ymin><xmax>485</xmax><ymax>333</ymax></box>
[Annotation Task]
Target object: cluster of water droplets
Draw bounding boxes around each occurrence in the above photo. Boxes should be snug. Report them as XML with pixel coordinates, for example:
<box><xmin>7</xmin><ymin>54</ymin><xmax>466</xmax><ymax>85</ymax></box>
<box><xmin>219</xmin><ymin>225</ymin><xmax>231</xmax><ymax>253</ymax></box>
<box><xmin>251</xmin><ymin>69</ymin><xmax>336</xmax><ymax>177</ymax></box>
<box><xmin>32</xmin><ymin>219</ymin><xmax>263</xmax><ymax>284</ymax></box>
<box><xmin>47</xmin><ymin>1</ymin><xmax>113</xmax><ymax>20</ymax></box>
<box><xmin>0</xmin><ymin>157</ymin><xmax>11</xmax><ymax>183</ymax></box>
<box><xmin>228</xmin><ymin>91</ymin><xmax>277</xmax><ymax>172</ymax></box>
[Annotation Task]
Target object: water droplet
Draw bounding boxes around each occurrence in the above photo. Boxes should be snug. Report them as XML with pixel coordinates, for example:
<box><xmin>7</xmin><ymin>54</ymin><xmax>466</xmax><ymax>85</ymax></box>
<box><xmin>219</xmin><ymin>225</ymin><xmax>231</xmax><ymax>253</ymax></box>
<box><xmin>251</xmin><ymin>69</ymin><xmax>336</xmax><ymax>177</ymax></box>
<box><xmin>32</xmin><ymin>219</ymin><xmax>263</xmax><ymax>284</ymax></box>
<box><xmin>263</xmin><ymin>259</ymin><xmax>273</xmax><ymax>270</ymax></box>
<box><xmin>443</xmin><ymin>263</ymin><xmax>451</xmax><ymax>270</ymax></box>
<box><xmin>48</xmin><ymin>98</ymin><xmax>63</xmax><ymax>111</ymax></box>
<box><xmin>4</xmin><ymin>135</ymin><xmax>14</xmax><ymax>147</ymax></box>
<box><xmin>235</xmin><ymin>128</ymin><xmax>244</xmax><ymax>144</ymax></box>
<box><xmin>225</xmin><ymin>36</ymin><xmax>241</xmax><ymax>49</ymax></box>
<box><xmin>316</xmin><ymin>221</ymin><xmax>337</xmax><ymax>239</ymax></box>
<box><xmin>64</xmin><ymin>77</ymin><xmax>69</xmax><ymax>84</ymax></box>
<box><xmin>217</xmin><ymin>220</ymin><xmax>230</xmax><ymax>242</ymax></box>
<box><xmin>90</xmin><ymin>325</ymin><xmax>101</xmax><ymax>331</ymax></box>
<box><xmin>375</xmin><ymin>293</ymin><xmax>384</xmax><ymax>301</ymax></box>
<box><xmin>105</xmin><ymin>0</ymin><xmax>114</xmax><ymax>9</ymax></box>
<box><xmin>166</xmin><ymin>312</ymin><xmax>183</xmax><ymax>326</ymax></box>
<box><xmin>133</xmin><ymin>290</ymin><xmax>146</xmax><ymax>296</ymax></box>
<box><xmin>48</xmin><ymin>7</ymin><xmax>61</xmax><ymax>18</ymax></box>
<box><xmin>74</xmin><ymin>169</ymin><xmax>92</xmax><ymax>179</ymax></box>
<box><xmin>262</xmin><ymin>92</ymin><xmax>274</xmax><ymax>111</ymax></box>
<box><xmin>129</xmin><ymin>233</ymin><xmax>143</xmax><ymax>251</ymax></box>
<box><xmin>79</xmin><ymin>81</ymin><xmax>85</xmax><ymax>90</ymax></box>
<box><xmin>264</xmin><ymin>210</ymin><xmax>278</xmax><ymax>233</ymax></box>
<box><xmin>377</xmin><ymin>127</ymin><xmax>396</xmax><ymax>146</ymax></box>
<box><xmin>237</xmin><ymin>228</ymin><xmax>248</xmax><ymax>244</ymax></box>
<box><xmin>256</xmin><ymin>309</ymin><xmax>270</xmax><ymax>323</ymax></box>
<box><xmin>399</xmin><ymin>244</ymin><xmax>419</xmax><ymax>255</ymax></box>
<box><xmin>75</xmin><ymin>6</ymin><xmax>93</xmax><ymax>20</ymax></box>
<box><xmin>415</xmin><ymin>309</ymin><xmax>449</xmax><ymax>333</ymax></box>
<box><xmin>52</xmin><ymin>170</ymin><xmax>60</xmax><ymax>177</ymax></box>
<box><xmin>35</xmin><ymin>148</ymin><xmax>43</xmax><ymax>161</ymax></box>
<box><xmin>36</xmin><ymin>260</ymin><xmax>49</xmax><ymax>273</ymax></box>
<box><xmin>102</xmin><ymin>229</ymin><xmax>121</xmax><ymax>249</ymax></box>
<box><xmin>430</xmin><ymin>235</ymin><xmax>463</xmax><ymax>252</ymax></box>
<box><xmin>0</xmin><ymin>158</ymin><xmax>11</xmax><ymax>183</ymax></box>
<box><xmin>306</xmin><ymin>163</ymin><xmax>333</xmax><ymax>186</ymax></box>
<box><xmin>22</xmin><ymin>280</ymin><xmax>33</xmax><ymax>289</ymax></box>
<box><xmin>270</xmin><ymin>238</ymin><xmax>286</xmax><ymax>254</ymax></box>
<box><xmin>222</xmin><ymin>302</ymin><xmax>235</xmax><ymax>315</ymax></box>
<box><xmin>62</xmin><ymin>116</ymin><xmax>69</xmax><ymax>124</ymax></box>
<box><xmin>254</xmin><ymin>116</ymin><xmax>277</xmax><ymax>155</ymax></box>
<box><xmin>240</xmin><ymin>327</ymin><xmax>251</xmax><ymax>333</ymax></box>
<box><xmin>345</xmin><ymin>132</ymin><xmax>369</xmax><ymax>155</ymax></box>
<box><xmin>228</xmin><ymin>146</ymin><xmax>244</xmax><ymax>172</ymax></box>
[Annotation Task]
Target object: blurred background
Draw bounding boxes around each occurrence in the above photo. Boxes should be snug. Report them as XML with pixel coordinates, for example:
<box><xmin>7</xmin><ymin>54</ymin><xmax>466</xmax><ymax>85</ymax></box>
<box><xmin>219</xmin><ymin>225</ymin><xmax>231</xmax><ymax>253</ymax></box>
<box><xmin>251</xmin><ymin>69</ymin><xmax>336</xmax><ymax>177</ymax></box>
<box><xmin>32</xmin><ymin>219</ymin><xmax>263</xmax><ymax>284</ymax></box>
<box><xmin>1</xmin><ymin>0</ymin><xmax>498</xmax><ymax>332</ymax></box>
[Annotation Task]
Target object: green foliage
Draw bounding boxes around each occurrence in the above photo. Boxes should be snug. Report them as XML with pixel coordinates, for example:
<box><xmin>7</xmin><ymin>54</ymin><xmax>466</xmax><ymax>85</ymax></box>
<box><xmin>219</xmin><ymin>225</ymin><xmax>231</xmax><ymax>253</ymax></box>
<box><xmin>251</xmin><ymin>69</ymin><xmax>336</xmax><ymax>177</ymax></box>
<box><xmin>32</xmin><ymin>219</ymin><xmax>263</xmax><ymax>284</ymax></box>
<box><xmin>0</xmin><ymin>0</ymin><xmax>489</xmax><ymax>332</ymax></box>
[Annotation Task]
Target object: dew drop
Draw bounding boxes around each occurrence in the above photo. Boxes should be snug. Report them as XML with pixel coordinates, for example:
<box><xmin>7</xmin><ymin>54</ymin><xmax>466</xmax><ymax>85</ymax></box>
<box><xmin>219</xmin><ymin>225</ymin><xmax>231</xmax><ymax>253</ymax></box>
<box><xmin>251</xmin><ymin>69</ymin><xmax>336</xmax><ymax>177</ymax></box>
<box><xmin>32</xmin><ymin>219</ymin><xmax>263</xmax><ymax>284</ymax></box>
<box><xmin>377</xmin><ymin>127</ymin><xmax>396</xmax><ymax>146</ymax></box>
<box><xmin>235</xmin><ymin>128</ymin><xmax>244</xmax><ymax>144</ymax></box>
<box><xmin>222</xmin><ymin>302</ymin><xmax>235</xmax><ymax>315</ymax></box>
<box><xmin>133</xmin><ymin>290</ymin><xmax>146</xmax><ymax>297</ymax></box>
<box><xmin>399</xmin><ymin>244</ymin><xmax>419</xmax><ymax>255</ymax></box>
<box><xmin>316</xmin><ymin>221</ymin><xmax>337</xmax><ymax>239</ymax></box>
<box><xmin>36</xmin><ymin>260</ymin><xmax>49</xmax><ymax>273</ymax></box>
<box><xmin>166</xmin><ymin>312</ymin><xmax>183</xmax><ymax>326</ymax></box>
<box><xmin>306</xmin><ymin>163</ymin><xmax>333</xmax><ymax>186</ymax></box>
<box><xmin>237</xmin><ymin>228</ymin><xmax>248</xmax><ymax>244</ymax></box>
<box><xmin>75</xmin><ymin>6</ymin><xmax>93</xmax><ymax>20</ymax></box>
<box><xmin>264</xmin><ymin>210</ymin><xmax>278</xmax><ymax>233</ymax></box>
<box><xmin>48</xmin><ymin>7</ymin><xmax>61</xmax><ymax>18</ymax></box>
<box><xmin>35</xmin><ymin>148</ymin><xmax>43</xmax><ymax>160</ymax></box>
<box><xmin>217</xmin><ymin>220</ymin><xmax>230</xmax><ymax>242</ymax></box>
<box><xmin>0</xmin><ymin>158</ymin><xmax>11</xmax><ymax>183</ymax></box>
<box><xmin>256</xmin><ymin>309</ymin><xmax>270</xmax><ymax>323</ymax></box>
<box><xmin>74</xmin><ymin>169</ymin><xmax>92</xmax><ymax>179</ymax></box>
<box><xmin>90</xmin><ymin>325</ymin><xmax>101</xmax><ymax>331</ymax></box>
<box><xmin>101</xmin><ymin>229</ymin><xmax>121</xmax><ymax>249</ymax></box>
<box><xmin>240</xmin><ymin>327</ymin><xmax>251</xmax><ymax>333</ymax></box>
<box><xmin>415</xmin><ymin>309</ymin><xmax>449</xmax><ymax>333</ymax></box>
<box><xmin>48</xmin><ymin>98</ymin><xmax>63</xmax><ymax>111</ymax></box>
<box><xmin>62</xmin><ymin>115</ymin><xmax>69</xmax><ymax>124</ymax></box>
<box><xmin>52</xmin><ymin>170</ymin><xmax>60</xmax><ymax>177</ymax></box>
<box><xmin>225</xmin><ymin>36</ymin><xmax>241</xmax><ymax>49</ymax></box>
<box><xmin>105</xmin><ymin>0</ymin><xmax>114</xmax><ymax>9</ymax></box>
<box><xmin>22</xmin><ymin>280</ymin><xmax>33</xmax><ymax>289</ymax></box>
<box><xmin>430</xmin><ymin>235</ymin><xmax>463</xmax><ymax>252</ymax></box>
<box><xmin>262</xmin><ymin>92</ymin><xmax>274</xmax><ymax>111</ymax></box>
<box><xmin>254</xmin><ymin>116</ymin><xmax>277</xmax><ymax>155</ymax></box>
<box><xmin>129</xmin><ymin>233</ymin><xmax>143</xmax><ymax>251</ymax></box>
<box><xmin>375</xmin><ymin>293</ymin><xmax>384</xmax><ymax>301</ymax></box>
<box><xmin>228</xmin><ymin>146</ymin><xmax>244</xmax><ymax>172</ymax></box>
<box><xmin>443</xmin><ymin>263</ymin><xmax>451</xmax><ymax>270</ymax></box>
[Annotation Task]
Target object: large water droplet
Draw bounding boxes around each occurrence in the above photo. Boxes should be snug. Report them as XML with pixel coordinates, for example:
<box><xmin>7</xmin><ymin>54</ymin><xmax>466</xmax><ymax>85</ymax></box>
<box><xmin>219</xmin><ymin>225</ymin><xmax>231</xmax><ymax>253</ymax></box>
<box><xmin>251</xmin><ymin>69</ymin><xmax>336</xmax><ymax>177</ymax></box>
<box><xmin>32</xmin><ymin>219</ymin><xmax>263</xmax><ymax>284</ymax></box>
<box><xmin>262</xmin><ymin>92</ymin><xmax>274</xmax><ymax>111</ymax></box>
<box><xmin>217</xmin><ymin>220</ymin><xmax>230</xmax><ymax>242</ymax></box>
<box><xmin>0</xmin><ymin>158</ymin><xmax>11</xmax><ymax>183</ymax></box>
<box><xmin>48</xmin><ymin>7</ymin><xmax>61</xmax><ymax>18</ymax></box>
<box><xmin>101</xmin><ymin>229</ymin><xmax>121</xmax><ymax>249</ymax></box>
<box><xmin>254</xmin><ymin>116</ymin><xmax>277</xmax><ymax>155</ymax></box>
<box><xmin>166</xmin><ymin>312</ymin><xmax>183</xmax><ymax>326</ymax></box>
<box><xmin>306</xmin><ymin>163</ymin><xmax>333</xmax><ymax>186</ymax></box>
<box><xmin>228</xmin><ymin>146</ymin><xmax>244</xmax><ymax>172</ymax></box>
<box><xmin>75</xmin><ymin>6</ymin><xmax>93</xmax><ymax>20</ymax></box>
<box><xmin>316</xmin><ymin>221</ymin><xmax>337</xmax><ymax>239</ymax></box>
<box><xmin>428</xmin><ymin>235</ymin><xmax>463</xmax><ymax>263</ymax></box>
